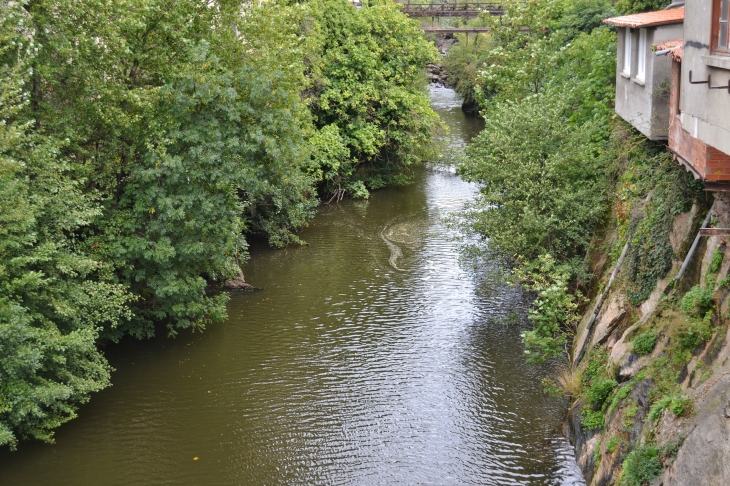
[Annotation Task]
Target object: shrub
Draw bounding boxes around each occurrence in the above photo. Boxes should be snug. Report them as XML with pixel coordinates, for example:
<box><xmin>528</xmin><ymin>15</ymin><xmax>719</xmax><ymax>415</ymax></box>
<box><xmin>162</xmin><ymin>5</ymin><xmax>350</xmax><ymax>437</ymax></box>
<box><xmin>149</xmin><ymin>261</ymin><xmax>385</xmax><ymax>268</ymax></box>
<box><xmin>608</xmin><ymin>385</ymin><xmax>632</xmax><ymax>414</ymax></box>
<box><xmin>677</xmin><ymin>313</ymin><xmax>714</xmax><ymax>351</ymax></box>
<box><xmin>648</xmin><ymin>396</ymin><xmax>673</xmax><ymax>421</ymax></box>
<box><xmin>620</xmin><ymin>445</ymin><xmax>662</xmax><ymax>486</ymax></box>
<box><xmin>585</xmin><ymin>379</ymin><xmax>618</xmax><ymax>409</ymax></box>
<box><xmin>606</xmin><ymin>437</ymin><xmax>621</xmax><ymax>453</ymax></box>
<box><xmin>669</xmin><ymin>396</ymin><xmax>692</xmax><ymax>417</ymax></box>
<box><xmin>648</xmin><ymin>395</ymin><xmax>692</xmax><ymax>420</ymax></box>
<box><xmin>680</xmin><ymin>286</ymin><xmax>714</xmax><ymax>318</ymax></box>
<box><xmin>581</xmin><ymin>408</ymin><xmax>605</xmax><ymax>430</ymax></box>
<box><xmin>632</xmin><ymin>331</ymin><xmax>657</xmax><ymax>355</ymax></box>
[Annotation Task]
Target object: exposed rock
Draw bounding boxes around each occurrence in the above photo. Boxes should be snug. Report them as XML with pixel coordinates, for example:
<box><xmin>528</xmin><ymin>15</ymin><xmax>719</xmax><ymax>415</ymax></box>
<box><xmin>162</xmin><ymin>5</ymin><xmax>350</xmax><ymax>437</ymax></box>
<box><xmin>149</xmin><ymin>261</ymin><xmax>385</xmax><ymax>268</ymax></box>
<box><xmin>565</xmin><ymin>399</ymin><xmax>599</xmax><ymax>483</ymax></box>
<box><xmin>661</xmin><ymin>373</ymin><xmax>730</xmax><ymax>485</ymax></box>
<box><xmin>224</xmin><ymin>270</ymin><xmax>255</xmax><ymax>291</ymax></box>
<box><xmin>669</xmin><ymin>204</ymin><xmax>699</xmax><ymax>256</ymax></box>
<box><xmin>591</xmin><ymin>293</ymin><xmax>628</xmax><ymax>347</ymax></box>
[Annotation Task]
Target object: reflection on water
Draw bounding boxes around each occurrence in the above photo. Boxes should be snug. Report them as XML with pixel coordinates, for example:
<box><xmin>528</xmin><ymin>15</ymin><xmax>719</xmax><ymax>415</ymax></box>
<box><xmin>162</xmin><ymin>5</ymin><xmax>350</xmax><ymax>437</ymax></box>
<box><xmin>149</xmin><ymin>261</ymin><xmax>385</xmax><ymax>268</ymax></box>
<box><xmin>0</xmin><ymin>85</ymin><xmax>584</xmax><ymax>485</ymax></box>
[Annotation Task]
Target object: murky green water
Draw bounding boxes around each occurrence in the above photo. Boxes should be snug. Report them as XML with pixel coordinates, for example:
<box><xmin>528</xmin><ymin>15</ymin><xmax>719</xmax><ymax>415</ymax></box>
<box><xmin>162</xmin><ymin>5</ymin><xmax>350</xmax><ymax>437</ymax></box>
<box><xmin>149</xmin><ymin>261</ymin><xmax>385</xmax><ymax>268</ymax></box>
<box><xmin>0</xmin><ymin>85</ymin><xmax>583</xmax><ymax>485</ymax></box>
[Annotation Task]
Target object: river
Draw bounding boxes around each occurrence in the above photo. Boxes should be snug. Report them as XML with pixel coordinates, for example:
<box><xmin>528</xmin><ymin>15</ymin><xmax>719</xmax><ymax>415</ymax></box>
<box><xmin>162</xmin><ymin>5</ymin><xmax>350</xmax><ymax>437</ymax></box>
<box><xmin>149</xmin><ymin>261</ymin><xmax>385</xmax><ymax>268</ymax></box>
<box><xmin>0</xmin><ymin>85</ymin><xmax>584</xmax><ymax>485</ymax></box>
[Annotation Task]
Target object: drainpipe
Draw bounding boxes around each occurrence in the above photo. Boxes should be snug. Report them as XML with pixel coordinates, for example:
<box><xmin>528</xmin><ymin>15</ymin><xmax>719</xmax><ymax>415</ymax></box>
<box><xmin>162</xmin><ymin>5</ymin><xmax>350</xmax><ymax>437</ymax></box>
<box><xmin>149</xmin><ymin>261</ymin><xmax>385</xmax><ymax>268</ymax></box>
<box><xmin>674</xmin><ymin>202</ymin><xmax>715</xmax><ymax>283</ymax></box>
<box><xmin>574</xmin><ymin>241</ymin><xmax>630</xmax><ymax>365</ymax></box>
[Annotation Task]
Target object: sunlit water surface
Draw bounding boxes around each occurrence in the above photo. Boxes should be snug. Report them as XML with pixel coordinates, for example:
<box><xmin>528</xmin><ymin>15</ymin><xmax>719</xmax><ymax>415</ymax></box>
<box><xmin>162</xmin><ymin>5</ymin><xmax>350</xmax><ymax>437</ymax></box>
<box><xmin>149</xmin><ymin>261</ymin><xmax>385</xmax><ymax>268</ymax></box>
<box><xmin>0</xmin><ymin>85</ymin><xmax>584</xmax><ymax>485</ymax></box>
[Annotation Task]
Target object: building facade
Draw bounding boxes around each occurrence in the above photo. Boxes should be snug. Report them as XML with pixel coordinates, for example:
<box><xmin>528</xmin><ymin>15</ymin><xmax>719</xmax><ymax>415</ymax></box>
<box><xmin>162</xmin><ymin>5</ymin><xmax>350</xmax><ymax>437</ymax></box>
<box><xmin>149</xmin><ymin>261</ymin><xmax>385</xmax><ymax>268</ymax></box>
<box><xmin>604</xmin><ymin>9</ymin><xmax>684</xmax><ymax>140</ymax></box>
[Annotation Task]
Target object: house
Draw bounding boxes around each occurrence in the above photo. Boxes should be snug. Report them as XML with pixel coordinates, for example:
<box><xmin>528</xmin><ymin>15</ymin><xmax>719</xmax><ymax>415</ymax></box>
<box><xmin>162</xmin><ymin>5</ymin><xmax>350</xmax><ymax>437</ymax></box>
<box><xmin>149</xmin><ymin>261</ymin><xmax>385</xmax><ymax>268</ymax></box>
<box><xmin>662</xmin><ymin>1</ymin><xmax>730</xmax><ymax>186</ymax></box>
<box><xmin>603</xmin><ymin>8</ymin><xmax>685</xmax><ymax>140</ymax></box>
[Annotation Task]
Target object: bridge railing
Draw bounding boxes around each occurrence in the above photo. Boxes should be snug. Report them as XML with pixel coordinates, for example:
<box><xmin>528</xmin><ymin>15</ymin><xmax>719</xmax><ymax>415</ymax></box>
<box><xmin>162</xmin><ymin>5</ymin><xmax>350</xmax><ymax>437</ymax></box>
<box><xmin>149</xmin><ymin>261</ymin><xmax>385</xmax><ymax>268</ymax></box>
<box><xmin>396</xmin><ymin>2</ymin><xmax>504</xmax><ymax>17</ymax></box>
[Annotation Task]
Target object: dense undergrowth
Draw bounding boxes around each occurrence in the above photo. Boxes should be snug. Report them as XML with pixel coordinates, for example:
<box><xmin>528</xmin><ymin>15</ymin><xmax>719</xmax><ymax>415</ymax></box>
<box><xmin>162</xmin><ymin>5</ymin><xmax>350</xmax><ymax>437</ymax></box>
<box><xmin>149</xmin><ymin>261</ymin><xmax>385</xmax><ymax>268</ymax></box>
<box><xmin>0</xmin><ymin>0</ymin><xmax>436</xmax><ymax>448</ymax></box>
<box><xmin>452</xmin><ymin>0</ymin><xmax>703</xmax><ymax>365</ymax></box>
<box><xmin>449</xmin><ymin>0</ymin><xmax>712</xmax><ymax>482</ymax></box>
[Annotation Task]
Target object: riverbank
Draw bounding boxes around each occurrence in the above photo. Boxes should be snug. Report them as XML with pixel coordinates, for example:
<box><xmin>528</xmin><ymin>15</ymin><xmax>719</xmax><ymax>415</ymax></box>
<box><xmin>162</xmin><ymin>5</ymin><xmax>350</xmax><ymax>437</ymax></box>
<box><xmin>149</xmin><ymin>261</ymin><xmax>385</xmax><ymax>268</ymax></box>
<box><xmin>0</xmin><ymin>85</ymin><xmax>584</xmax><ymax>486</ymax></box>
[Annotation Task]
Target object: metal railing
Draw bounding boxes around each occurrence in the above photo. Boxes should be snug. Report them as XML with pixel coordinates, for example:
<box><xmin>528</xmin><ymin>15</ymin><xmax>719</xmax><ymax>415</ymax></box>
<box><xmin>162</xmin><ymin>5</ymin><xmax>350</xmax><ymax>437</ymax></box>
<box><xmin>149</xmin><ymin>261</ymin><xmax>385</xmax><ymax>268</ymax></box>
<box><xmin>396</xmin><ymin>1</ymin><xmax>504</xmax><ymax>17</ymax></box>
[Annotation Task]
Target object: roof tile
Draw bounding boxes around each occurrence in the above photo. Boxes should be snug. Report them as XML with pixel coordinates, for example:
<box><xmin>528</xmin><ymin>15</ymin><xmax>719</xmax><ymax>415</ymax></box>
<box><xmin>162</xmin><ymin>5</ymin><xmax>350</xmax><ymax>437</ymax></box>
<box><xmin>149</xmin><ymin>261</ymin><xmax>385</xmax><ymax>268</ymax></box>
<box><xmin>603</xmin><ymin>7</ymin><xmax>684</xmax><ymax>28</ymax></box>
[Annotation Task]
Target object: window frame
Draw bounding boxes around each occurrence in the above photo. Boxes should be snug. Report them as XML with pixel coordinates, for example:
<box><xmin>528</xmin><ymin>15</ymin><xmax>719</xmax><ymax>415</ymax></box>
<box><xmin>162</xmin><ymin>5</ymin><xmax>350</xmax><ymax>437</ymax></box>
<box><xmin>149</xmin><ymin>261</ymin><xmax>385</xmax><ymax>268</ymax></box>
<box><xmin>712</xmin><ymin>0</ymin><xmax>730</xmax><ymax>55</ymax></box>
<box><xmin>636</xmin><ymin>28</ymin><xmax>647</xmax><ymax>81</ymax></box>
<box><xmin>623</xmin><ymin>28</ymin><xmax>633</xmax><ymax>76</ymax></box>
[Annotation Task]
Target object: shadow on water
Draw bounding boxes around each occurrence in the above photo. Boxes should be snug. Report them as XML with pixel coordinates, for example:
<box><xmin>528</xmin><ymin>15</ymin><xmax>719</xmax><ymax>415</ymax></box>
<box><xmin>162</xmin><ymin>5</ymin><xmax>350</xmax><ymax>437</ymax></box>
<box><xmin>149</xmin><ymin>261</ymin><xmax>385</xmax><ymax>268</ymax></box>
<box><xmin>0</xmin><ymin>85</ymin><xmax>584</xmax><ymax>485</ymax></box>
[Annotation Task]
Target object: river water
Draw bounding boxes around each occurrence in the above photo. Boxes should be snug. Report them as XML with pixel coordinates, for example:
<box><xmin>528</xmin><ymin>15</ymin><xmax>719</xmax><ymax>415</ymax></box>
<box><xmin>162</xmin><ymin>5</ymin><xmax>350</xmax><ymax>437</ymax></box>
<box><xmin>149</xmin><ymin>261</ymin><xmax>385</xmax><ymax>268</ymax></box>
<box><xmin>0</xmin><ymin>85</ymin><xmax>583</xmax><ymax>485</ymax></box>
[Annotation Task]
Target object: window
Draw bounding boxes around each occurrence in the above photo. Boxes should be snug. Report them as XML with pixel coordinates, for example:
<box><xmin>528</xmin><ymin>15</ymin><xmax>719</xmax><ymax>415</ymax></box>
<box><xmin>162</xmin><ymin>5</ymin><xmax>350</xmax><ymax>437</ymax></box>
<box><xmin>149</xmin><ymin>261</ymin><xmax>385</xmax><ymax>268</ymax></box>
<box><xmin>636</xmin><ymin>29</ymin><xmax>647</xmax><ymax>81</ymax></box>
<box><xmin>713</xmin><ymin>0</ymin><xmax>730</xmax><ymax>54</ymax></box>
<box><xmin>623</xmin><ymin>28</ymin><xmax>632</xmax><ymax>75</ymax></box>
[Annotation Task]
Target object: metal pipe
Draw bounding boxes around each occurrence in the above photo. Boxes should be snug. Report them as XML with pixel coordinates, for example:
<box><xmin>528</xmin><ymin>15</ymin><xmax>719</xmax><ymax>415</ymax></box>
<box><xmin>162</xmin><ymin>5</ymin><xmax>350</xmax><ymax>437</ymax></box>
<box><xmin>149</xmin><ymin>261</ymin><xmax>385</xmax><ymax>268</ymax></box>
<box><xmin>664</xmin><ymin>1</ymin><xmax>685</xmax><ymax>10</ymax></box>
<box><xmin>574</xmin><ymin>241</ymin><xmax>630</xmax><ymax>364</ymax></box>
<box><xmin>674</xmin><ymin>203</ymin><xmax>715</xmax><ymax>282</ymax></box>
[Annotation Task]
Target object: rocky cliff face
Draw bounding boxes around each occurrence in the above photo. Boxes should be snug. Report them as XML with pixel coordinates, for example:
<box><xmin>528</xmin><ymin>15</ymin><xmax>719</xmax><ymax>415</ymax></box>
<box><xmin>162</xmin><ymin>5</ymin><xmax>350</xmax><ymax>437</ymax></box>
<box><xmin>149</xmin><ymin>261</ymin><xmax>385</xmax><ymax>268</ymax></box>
<box><xmin>567</xmin><ymin>193</ymin><xmax>730</xmax><ymax>485</ymax></box>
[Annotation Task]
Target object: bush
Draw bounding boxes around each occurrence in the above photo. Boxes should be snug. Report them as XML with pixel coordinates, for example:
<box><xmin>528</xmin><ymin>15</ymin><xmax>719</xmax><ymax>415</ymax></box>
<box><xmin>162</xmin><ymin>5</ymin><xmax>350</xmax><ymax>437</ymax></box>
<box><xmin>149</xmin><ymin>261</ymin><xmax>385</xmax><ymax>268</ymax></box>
<box><xmin>585</xmin><ymin>379</ymin><xmax>618</xmax><ymax>409</ymax></box>
<box><xmin>648</xmin><ymin>395</ymin><xmax>692</xmax><ymax>420</ymax></box>
<box><xmin>581</xmin><ymin>408</ymin><xmax>605</xmax><ymax>430</ymax></box>
<box><xmin>677</xmin><ymin>314</ymin><xmax>714</xmax><ymax>352</ymax></box>
<box><xmin>620</xmin><ymin>445</ymin><xmax>662</xmax><ymax>486</ymax></box>
<box><xmin>632</xmin><ymin>331</ymin><xmax>657</xmax><ymax>355</ymax></box>
<box><xmin>606</xmin><ymin>437</ymin><xmax>621</xmax><ymax>453</ymax></box>
<box><xmin>680</xmin><ymin>286</ymin><xmax>714</xmax><ymax>318</ymax></box>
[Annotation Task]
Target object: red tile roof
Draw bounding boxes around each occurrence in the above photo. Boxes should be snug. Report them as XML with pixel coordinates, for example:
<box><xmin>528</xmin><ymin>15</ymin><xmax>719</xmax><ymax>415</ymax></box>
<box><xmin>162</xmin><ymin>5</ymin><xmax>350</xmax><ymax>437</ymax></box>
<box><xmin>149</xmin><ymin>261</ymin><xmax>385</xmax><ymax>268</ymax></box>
<box><xmin>603</xmin><ymin>7</ymin><xmax>684</xmax><ymax>28</ymax></box>
<box><xmin>653</xmin><ymin>38</ymin><xmax>683</xmax><ymax>62</ymax></box>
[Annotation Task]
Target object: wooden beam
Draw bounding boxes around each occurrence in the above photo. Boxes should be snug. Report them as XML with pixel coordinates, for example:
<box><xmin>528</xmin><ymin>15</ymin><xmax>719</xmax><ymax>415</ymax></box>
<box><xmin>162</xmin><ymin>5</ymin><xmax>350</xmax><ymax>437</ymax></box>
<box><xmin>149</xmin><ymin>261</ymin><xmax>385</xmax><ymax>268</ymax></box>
<box><xmin>703</xmin><ymin>181</ymin><xmax>730</xmax><ymax>191</ymax></box>
<box><xmin>699</xmin><ymin>228</ymin><xmax>730</xmax><ymax>236</ymax></box>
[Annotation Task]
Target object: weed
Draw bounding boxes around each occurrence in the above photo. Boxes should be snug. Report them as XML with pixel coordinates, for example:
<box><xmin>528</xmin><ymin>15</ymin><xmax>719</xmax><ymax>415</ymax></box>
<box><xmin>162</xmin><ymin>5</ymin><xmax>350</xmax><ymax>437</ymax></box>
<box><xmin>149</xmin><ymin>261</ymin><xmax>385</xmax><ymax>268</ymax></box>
<box><xmin>542</xmin><ymin>378</ymin><xmax>564</xmax><ymax>398</ymax></box>
<box><xmin>680</xmin><ymin>286</ymin><xmax>713</xmax><ymax>318</ymax></box>
<box><xmin>608</xmin><ymin>384</ymin><xmax>632</xmax><ymax>414</ymax></box>
<box><xmin>619</xmin><ymin>445</ymin><xmax>662</xmax><ymax>486</ymax></box>
<box><xmin>648</xmin><ymin>395</ymin><xmax>692</xmax><ymax>420</ymax></box>
<box><xmin>648</xmin><ymin>396</ymin><xmax>672</xmax><ymax>421</ymax></box>
<box><xmin>556</xmin><ymin>365</ymin><xmax>583</xmax><ymax>397</ymax></box>
<box><xmin>581</xmin><ymin>408</ymin><xmax>605</xmax><ymax>430</ymax></box>
<box><xmin>622</xmin><ymin>403</ymin><xmax>638</xmax><ymax>429</ymax></box>
<box><xmin>709</xmin><ymin>248</ymin><xmax>724</xmax><ymax>273</ymax></box>
<box><xmin>606</xmin><ymin>436</ymin><xmax>621</xmax><ymax>453</ymax></box>
<box><xmin>677</xmin><ymin>312</ymin><xmax>713</xmax><ymax>351</ymax></box>
<box><xmin>585</xmin><ymin>379</ymin><xmax>618</xmax><ymax>409</ymax></box>
<box><xmin>632</xmin><ymin>331</ymin><xmax>657</xmax><ymax>355</ymax></box>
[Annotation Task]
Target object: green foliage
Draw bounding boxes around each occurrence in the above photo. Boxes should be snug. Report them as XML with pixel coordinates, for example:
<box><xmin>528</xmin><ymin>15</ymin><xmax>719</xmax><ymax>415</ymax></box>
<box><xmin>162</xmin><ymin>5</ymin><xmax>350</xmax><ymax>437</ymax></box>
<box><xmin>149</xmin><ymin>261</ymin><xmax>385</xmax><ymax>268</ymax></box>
<box><xmin>680</xmin><ymin>286</ymin><xmax>714</xmax><ymax>318</ymax></box>
<box><xmin>622</xmin><ymin>403</ymin><xmax>639</xmax><ymax>429</ymax></box>
<box><xmin>632</xmin><ymin>331</ymin><xmax>657</xmax><ymax>355</ymax></box>
<box><xmin>615</xmin><ymin>0</ymin><xmax>669</xmax><ymax>15</ymax></box>
<box><xmin>460</xmin><ymin>92</ymin><xmax>608</xmax><ymax>264</ymax></box>
<box><xmin>581</xmin><ymin>408</ymin><xmax>605</xmax><ymax>430</ymax></box>
<box><xmin>624</xmin><ymin>152</ymin><xmax>703</xmax><ymax>305</ymax></box>
<box><xmin>558</xmin><ymin>0</ymin><xmax>617</xmax><ymax>39</ymax></box>
<box><xmin>669</xmin><ymin>396</ymin><xmax>692</xmax><ymax>417</ymax></box>
<box><xmin>1</xmin><ymin>0</ymin><xmax>435</xmax><ymax>447</ymax></box>
<box><xmin>609</xmin><ymin>385</ymin><xmax>632</xmax><ymax>414</ymax></box>
<box><xmin>514</xmin><ymin>255</ymin><xmax>583</xmax><ymax>363</ymax></box>
<box><xmin>648</xmin><ymin>393</ymin><xmax>691</xmax><ymax>421</ymax></box>
<box><xmin>647</xmin><ymin>395</ymin><xmax>673</xmax><ymax>421</ymax></box>
<box><xmin>583</xmin><ymin>348</ymin><xmax>610</xmax><ymax>383</ymax></box>
<box><xmin>606</xmin><ymin>436</ymin><xmax>621</xmax><ymax>453</ymax></box>
<box><xmin>305</xmin><ymin>0</ymin><xmax>438</xmax><ymax>199</ymax></box>
<box><xmin>542</xmin><ymin>378</ymin><xmax>565</xmax><ymax>398</ymax></box>
<box><xmin>677</xmin><ymin>313</ymin><xmax>714</xmax><ymax>352</ymax></box>
<box><xmin>585</xmin><ymin>379</ymin><xmax>618</xmax><ymax>409</ymax></box>
<box><xmin>620</xmin><ymin>445</ymin><xmax>662</xmax><ymax>486</ymax></box>
<box><xmin>709</xmin><ymin>248</ymin><xmax>724</xmax><ymax>273</ymax></box>
<box><xmin>0</xmin><ymin>1</ymin><xmax>134</xmax><ymax>448</ymax></box>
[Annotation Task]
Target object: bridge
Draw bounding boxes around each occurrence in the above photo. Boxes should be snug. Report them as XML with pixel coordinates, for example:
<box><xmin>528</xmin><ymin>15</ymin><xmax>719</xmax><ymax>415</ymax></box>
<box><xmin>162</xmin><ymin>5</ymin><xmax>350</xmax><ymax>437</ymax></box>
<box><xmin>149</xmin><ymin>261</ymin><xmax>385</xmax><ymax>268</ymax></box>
<box><xmin>396</xmin><ymin>1</ymin><xmax>504</xmax><ymax>18</ymax></box>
